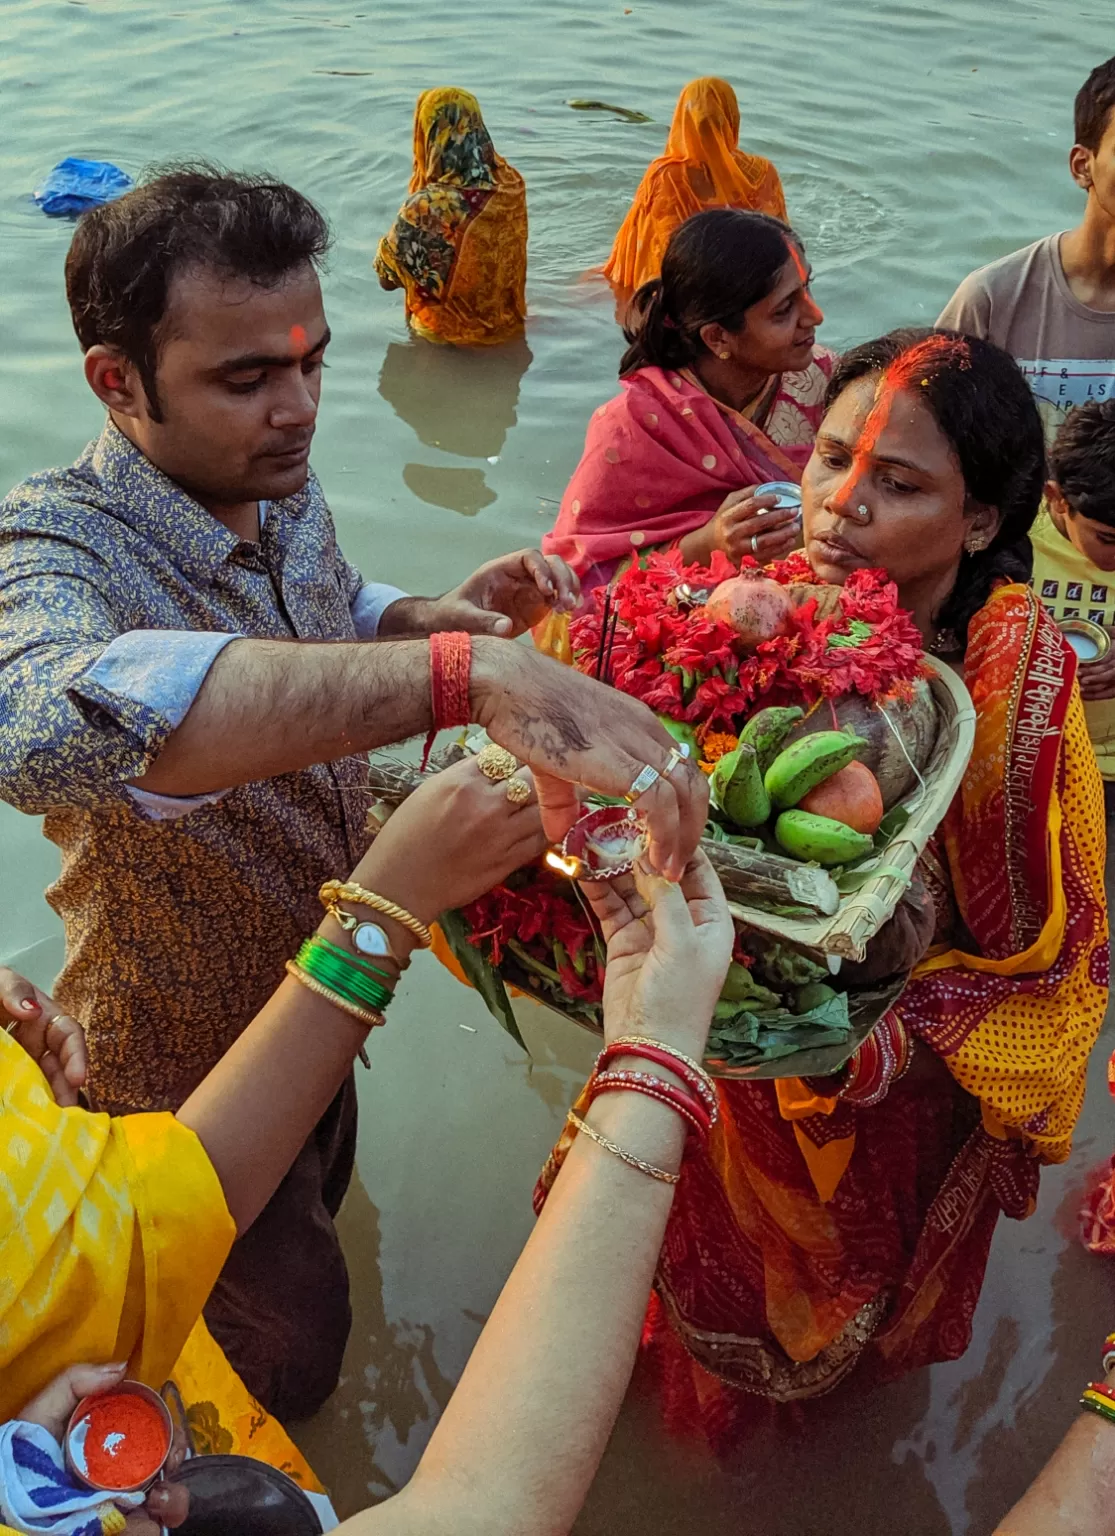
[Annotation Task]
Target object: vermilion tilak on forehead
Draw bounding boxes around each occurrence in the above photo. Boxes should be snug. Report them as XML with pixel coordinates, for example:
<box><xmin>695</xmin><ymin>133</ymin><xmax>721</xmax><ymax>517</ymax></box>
<box><xmin>289</xmin><ymin>323</ymin><xmax>308</xmax><ymax>352</ymax></box>
<box><xmin>785</xmin><ymin>238</ymin><xmax>808</xmax><ymax>285</ymax></box>
<box><xmin>853</xmin><ymin>333</ymin><xmax>971</xmax><ymax>463</ymax></box>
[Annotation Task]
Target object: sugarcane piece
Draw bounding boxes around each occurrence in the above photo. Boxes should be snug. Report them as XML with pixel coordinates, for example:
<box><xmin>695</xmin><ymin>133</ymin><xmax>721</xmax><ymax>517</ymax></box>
<box><xmin>702</xmin><ymin>840</ymin><xmax>840</xmax><ymax>916</ymax></box>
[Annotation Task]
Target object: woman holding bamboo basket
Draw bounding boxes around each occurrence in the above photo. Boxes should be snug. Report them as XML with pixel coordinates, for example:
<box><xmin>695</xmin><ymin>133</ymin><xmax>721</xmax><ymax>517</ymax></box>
<box><xmin>535</xmin><ymin>328</ymin><xmax>1109</xmax><ymax>1444</ymax></box>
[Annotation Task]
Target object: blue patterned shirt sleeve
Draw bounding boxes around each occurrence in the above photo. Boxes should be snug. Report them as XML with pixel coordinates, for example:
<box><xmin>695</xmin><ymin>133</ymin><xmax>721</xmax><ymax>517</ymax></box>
<box><xmin>350</xmin><ymin>580</ymin><xmax>407</xmax><ymax>638</ymax></box>
<box><xmin>0</xmin><ymin>531</ymin><xmax>186</xmax><ymax>813</ymax></box>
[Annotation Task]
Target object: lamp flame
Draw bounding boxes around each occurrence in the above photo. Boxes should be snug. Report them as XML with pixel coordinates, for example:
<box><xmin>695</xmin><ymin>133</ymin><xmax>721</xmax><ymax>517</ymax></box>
<box><xmin>545</xmin><ymin>849</ymin><xmax>584</xmax><ymax>879</ymax></box>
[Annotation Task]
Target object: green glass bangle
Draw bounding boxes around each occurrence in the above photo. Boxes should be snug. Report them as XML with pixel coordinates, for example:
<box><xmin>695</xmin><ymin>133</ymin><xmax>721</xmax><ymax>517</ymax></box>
<box><xmin>313</xmin><ymin>934</ymin><xmax>394</xmax><ymax>985</ymax></box>
<box><xmin>303</xmin><ymin>955</ymin><xmax>393</xmax><ymax>1011</ymax></box>
<box><xmin>300</xmin><ymin>934</ymin><xmax>396</xmax><ymax>993</ymax></box>
<box><xmin>1081</xmin><ymin>1391</ymin><xmax>1115</xmax><ymax>1426</ymax></box>
<box><xmin>296</xmin><ymin>940</ymin><xmax>394</xmax><ymax>1012</ymax></box>
<box><xmin>302</xmin><ymin>957</ymin><xmax>393</xmax><ymax>1013</ymax></box>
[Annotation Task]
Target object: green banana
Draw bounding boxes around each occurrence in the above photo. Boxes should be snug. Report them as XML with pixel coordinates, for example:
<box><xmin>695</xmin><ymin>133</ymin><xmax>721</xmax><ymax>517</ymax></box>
<box><xmin>720</xmin><ymin>960</ymin><xmax>781</xmax><ymax>1009</ymax></box>
<box><xmin>795</xmin><ymin>981</ymin><xmax>838</xmax><ymax>1013</ymax></box>
<box><xmin>710</xmin><ymin>743</ymin><xmax>770</xmax><ymax>829</ymax></box>
<box><xmin>763</xmin><ymin>730</ymin><xmax>868</xmax><ymax>810</ymax></box>
<box><xmin>656</xmin><ymin>714</ymin><xmax>700</xmax><ymax>761</ymax></box>
<box><xmin>739</xmin><ymin>705</ymin><xmax>804</xmax><ymax>776</ymax></box>
<box><xmin>775</xmin><ymin>809</ymin><xmax>875</xmax><ymax>866</ymax></box>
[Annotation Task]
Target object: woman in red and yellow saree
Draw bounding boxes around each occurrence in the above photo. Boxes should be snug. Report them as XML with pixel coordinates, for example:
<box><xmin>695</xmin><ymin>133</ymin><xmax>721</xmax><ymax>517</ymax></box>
<box><xmin>545</xmin><ymin>210</ymin><xmax>828</xmax><ymax>597</ymax></box>
<box><xmin>539</xmin><ymin>329</ymin><xmax>1109</xmax><ymax>1445</ymax></box>
<box><xmin>603</xmin><ymin>77</ymin><xmax>787</xmax><ymax>294</ymax></box>
<box><xmin>375</xmin><ymin>87</ymin><xmax>527</xmax><ymax>347</ymax></box>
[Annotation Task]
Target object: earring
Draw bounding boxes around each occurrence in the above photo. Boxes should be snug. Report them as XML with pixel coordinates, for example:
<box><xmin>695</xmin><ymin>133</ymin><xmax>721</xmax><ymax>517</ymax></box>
<box><xmin>964</xmin><ymin>530</ymin><xmax>989</xmax><ymax>553</ymax></box>
<box><xmin>719</xmin><ymin>351</ymin><xmax>731</xmax><ymax>360</ymax></box>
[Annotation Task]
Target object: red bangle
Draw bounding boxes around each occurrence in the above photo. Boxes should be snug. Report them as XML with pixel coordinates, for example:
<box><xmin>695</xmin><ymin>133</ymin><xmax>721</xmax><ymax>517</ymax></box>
<box><xmin>422</xmin><ymin>631</ymin><xmax>472</xmax><ymax>770</ymax></box>
<box><xmin>842</xmin><ymin>1012</ymin><xmax>908</xmax><ymax>1107</ymax></box>
<box><xmin>597</xmin><ymin>1040</ymin><xmax>718</xmax><ymax>1122</ymax></box>
<box><xmin>589</xmin><ymin>1069</ymin><xmax>712</xmax><ymax>1139</ymax></box>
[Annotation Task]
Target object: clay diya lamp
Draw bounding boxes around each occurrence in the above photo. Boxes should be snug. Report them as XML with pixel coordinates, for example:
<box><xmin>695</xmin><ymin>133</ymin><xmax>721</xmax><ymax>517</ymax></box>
<box><xmin>546</xmin><ymin>805</ymin><xmax>650</xmax><ymax>882</ymax></box>
<box><xmin>66</xmin><ymin>1380</ymin><xmax>173</xmax><ymax>1495</ymax></box>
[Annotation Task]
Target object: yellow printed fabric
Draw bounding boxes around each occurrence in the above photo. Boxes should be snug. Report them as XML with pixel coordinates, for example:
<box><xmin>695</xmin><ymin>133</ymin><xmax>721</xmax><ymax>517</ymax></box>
<box><xmin>375</xmin><ymin>87</ymin><xmax>527</xmax><ymax>346</ymax></box>
<box><xmin>0</xmin><ymin>1031</ymin><xmax>320</xmax><ymax>1491</ymax></box>
<box><xmin>1030</xmin><ymin>505</ymin><xmax>1115</xmax><ymax>778</ymax></box>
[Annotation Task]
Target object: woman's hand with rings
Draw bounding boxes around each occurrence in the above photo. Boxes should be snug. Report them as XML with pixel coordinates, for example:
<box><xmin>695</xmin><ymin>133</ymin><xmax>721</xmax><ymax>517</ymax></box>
<box><xmin>0</xmin><ymin>965</ymin><xmax>86</xmax><ymax>1106</ymax></box>
<box><xmin>712</xmin><ymin>486</ymin><xmax>802</xmax><ymax>565</ymax></box>
<box><xmin>350</xmin><ymin>755</ymin><xmax>547</xmax><ymax>924</ymax></box>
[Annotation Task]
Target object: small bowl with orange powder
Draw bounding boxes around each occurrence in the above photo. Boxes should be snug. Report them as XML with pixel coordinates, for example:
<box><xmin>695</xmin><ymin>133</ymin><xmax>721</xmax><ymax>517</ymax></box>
<box><xmin>65</xmin><ymin>1380</ymin><xmax>173</xmax><ymax>1494</ymax></box>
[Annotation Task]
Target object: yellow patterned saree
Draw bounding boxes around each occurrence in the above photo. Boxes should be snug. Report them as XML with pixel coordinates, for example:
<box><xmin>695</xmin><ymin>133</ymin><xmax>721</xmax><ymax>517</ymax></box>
<box><xmin>0</xmin><ymin>1030</ymin><xmax>321</xmax><ymax>1489</ymax></box>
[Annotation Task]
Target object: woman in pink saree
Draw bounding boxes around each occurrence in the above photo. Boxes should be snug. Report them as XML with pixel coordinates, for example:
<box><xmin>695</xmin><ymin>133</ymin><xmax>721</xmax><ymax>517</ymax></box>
<box><xmin>545</xmin><ymin>209</ymin><xmax>831</xmax><ymax>594</ymax></box>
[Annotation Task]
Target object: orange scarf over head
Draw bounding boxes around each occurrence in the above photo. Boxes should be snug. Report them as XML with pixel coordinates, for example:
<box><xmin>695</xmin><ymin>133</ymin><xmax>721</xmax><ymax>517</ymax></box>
<box><xmin>603</xmin><ymin>77</ymin><xmax>788</xmax><ymax>292</ymax></box>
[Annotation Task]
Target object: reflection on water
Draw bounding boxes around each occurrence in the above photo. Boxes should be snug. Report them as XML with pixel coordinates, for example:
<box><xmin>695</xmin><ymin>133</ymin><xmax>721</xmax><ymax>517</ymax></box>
<box><xmin>378</xmin><ymin>337</ymin><xmax>533</xmax><ymax>458</ymax></box>
<box><xmin>379</xmin><ymin>336</ymin><xmax>533</xmax><ymax>514</ymax></box>
<box><xmin>402</xmin><ymin>463</ymin><xmax>496</xmax><ymax>515</ymax></box>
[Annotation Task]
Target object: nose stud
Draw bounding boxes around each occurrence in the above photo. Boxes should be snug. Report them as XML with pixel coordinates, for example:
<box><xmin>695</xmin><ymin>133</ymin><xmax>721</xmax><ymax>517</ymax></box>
<box><xmin>855</xmin><ymin>503</ymin><xmax>869</xmax><ymax>521</ymax></box>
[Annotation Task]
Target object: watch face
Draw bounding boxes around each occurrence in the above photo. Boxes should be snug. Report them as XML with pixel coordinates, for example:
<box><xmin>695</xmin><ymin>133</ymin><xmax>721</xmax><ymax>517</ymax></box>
<box><xmin>353</xmin><ymin>922</ymin><xmax>392</xmax><ymax>958</ymax></box>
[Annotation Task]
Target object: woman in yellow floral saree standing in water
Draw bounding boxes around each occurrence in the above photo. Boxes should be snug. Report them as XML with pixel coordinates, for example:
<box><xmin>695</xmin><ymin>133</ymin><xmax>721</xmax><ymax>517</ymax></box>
<box><xmin>375</xmin><ymin>87</ymin><xmax>527</xmax><ymax>346</ymax></box>
<box><xmin>538</xmin><ymin>329</ymin><xmax>1109</xmax><ymax>1446</ymax></box>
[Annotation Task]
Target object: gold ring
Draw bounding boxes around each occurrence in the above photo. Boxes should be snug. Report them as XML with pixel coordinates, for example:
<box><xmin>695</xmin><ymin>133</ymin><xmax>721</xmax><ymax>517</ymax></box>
<box><xmin>505</xmin><ymin>777</ymin><xmax>532</xmax><ymax>806</ymax></box>
<box><xmin>663</xmin><ymin>746</ymin><xmax>690</xmax><ymax>778</ymax></box>
<box><xmin>476</xmin><ymin>743</ymin><xmax>519</xmax><ymax>782</ymax></box>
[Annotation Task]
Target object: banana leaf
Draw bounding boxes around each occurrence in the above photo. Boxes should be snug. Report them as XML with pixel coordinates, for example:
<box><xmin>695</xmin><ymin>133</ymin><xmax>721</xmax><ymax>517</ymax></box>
<box><xmin>436</xmin><ymin>907</ymin><xmax>526</xmax><ymax>1051</ymax></box>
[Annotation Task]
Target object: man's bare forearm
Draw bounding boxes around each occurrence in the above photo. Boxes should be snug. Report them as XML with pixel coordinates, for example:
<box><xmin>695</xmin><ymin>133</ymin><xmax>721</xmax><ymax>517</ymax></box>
<box><xmin>137</xmin><ymin>636</ymin><xmax>436</xmax><ymax>796</ymax></box>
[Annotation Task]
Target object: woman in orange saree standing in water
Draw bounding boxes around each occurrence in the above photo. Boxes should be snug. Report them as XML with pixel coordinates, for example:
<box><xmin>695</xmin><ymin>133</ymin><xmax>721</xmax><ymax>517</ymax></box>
<box><xmin>539</xmin><ymin>330</ymin><xmax>1109</xmax><ymax>1446</ymax></box>
<box><xmin>376</xmin><ymin>87</ymin><xmax>527</xmax><ymax>346</ymax></box>
<box><xmin>604</xmin><ymin>77</ymin><xmax>787</xmax><ymax>294</ymax></box>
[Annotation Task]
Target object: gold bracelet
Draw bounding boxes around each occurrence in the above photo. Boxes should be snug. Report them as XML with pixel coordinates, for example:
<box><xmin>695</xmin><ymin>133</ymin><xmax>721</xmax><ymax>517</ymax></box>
<box><xmin>566</xmin><ymin>1108</ymin><xmax>680</xmax><ymax>1186</ymax></box>
<box><xmin>605</xmin><ymin>1034</ymin><xmax>715</xmax><ymax>1096</ymax></box>
<box><xmin>285</xmin><ymin>962</ymin><xmax>380</xmax><ymax>1067</ymax></box>
<box><xmin>319</xmin><ymin>881</ymin><xmax>433</xmax><ymax>948</ymax></box>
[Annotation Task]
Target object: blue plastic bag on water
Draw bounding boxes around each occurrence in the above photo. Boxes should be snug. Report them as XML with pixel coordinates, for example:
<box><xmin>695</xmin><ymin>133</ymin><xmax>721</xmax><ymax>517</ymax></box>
<box><xmin>33</xmin><ymin>157</ymin><xmax>133</xmax><ymax>217</ymax></box>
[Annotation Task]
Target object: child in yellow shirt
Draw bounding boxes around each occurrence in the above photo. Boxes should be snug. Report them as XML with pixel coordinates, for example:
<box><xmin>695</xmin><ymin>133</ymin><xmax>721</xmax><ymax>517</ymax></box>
<box><xmin>1031</xmin><ymin>399</ymin><xmax>1115</xmax><ymax>791</ymax></box>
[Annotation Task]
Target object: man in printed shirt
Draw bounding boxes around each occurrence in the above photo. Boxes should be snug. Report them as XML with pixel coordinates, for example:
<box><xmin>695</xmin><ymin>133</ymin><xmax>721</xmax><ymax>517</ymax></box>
<box><xmin>938</xmin><ymin>55</ymin><xmax>1115</xmax><ymax>440</ymax></box>
<box><xmin>0</xmin><ymin>168</ymin><xmax>705</xmax><ymax>1419</ymax></box>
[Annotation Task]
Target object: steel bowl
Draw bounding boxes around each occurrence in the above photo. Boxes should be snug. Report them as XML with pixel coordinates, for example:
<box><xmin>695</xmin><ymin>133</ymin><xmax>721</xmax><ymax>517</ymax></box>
<box><xmin>1059</xmin><ymin>616</ymin><xmax>1111</xmax><ymax>663</ymax></box>
<box><xmin>66</xmin><ymin>1379</ymin><xmax>173</xmax><ymax>1494</ymax></box>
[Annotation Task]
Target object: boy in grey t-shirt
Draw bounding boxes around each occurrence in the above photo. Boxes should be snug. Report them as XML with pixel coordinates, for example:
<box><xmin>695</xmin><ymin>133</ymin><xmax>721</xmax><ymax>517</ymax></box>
<box><xmin>938</xmin><ymin>55</ymin><xmax>1115</xmax><ymax>440</ymax></box>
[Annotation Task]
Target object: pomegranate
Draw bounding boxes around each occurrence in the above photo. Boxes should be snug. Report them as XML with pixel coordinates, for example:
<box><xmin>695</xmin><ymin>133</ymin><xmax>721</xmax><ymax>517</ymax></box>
<box><xmin>704</xmin><ymin>575</ymin><xmax>794</xmax><ymax>648</ymax></box>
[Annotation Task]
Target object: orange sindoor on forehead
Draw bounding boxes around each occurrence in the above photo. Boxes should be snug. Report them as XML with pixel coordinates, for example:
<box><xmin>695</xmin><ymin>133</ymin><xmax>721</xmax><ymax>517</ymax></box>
<box><xmin>853</xmin><ymin>333</ymin><xmax>971</xmax><ymax>464</ymax></box>
<box><xmin>289</xmin><ymin>323</ymin><xmax>309</xmax><ymax>352</ymax></box>
<box><xmin>785</xmin><ymin>238</ymin><xmax>808</xmax><ymax>284</ymax></box>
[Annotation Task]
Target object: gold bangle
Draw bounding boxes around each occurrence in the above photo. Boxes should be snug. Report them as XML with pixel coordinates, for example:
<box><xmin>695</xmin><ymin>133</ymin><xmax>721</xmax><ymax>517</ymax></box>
<box><xmin>566</xmin><ymin>1108</ymin><xmax>680</xmax><ymax>1186</ymax></box>
<box><xmin>285</xmin><ymin>961</ymin><xmax>381</xmax><ymax>1069</ymax></box>
<box><xmin>319</xmin><ymin>881</ymin><xmax>433</xmax><ymax>948</ymax></box>
<box><xmin>605</xmin><ymin>1035</ymin><xmax>715</xmax><ymax>1095</ymax></box>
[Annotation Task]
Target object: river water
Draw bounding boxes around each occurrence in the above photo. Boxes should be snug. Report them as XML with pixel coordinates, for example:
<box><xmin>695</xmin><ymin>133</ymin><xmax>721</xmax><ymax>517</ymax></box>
<box><xmin>3</xmin><ymin>0</ymin><xmax>1114</xmax><ymax>1529</ymax></box>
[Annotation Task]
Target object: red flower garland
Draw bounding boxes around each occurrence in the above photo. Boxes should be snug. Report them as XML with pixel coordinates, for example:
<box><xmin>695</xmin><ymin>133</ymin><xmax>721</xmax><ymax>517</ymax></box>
<box><xmin>570</xmin><ymin>551</ymin><xmax>926</xmax><ymax>733</ymax></box>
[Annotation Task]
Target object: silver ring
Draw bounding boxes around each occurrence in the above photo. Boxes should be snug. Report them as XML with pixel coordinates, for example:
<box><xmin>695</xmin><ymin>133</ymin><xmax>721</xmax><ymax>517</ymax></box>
<box><xmin>750</xmin><ymin>534</ymin><xmax>760</xmax><ymax>556</ymax></box>
<box><xmin>663</xmin><ymin>745</ymin><xmax>691</xmax><ymax>778</ymax></box>
<box><xmin>624</xmin><ymin>763</ymin><xmax>661</xmax><ymax>803</ymax></box>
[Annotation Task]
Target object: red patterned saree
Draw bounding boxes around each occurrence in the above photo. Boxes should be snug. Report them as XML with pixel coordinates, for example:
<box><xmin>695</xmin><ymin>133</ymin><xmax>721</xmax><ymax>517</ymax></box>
<box><xmin>537</xmin><ymin>584</ymin><xmax>1108</xmax><ymax>1442</ymax></box>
